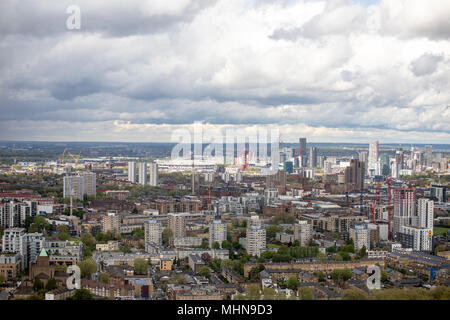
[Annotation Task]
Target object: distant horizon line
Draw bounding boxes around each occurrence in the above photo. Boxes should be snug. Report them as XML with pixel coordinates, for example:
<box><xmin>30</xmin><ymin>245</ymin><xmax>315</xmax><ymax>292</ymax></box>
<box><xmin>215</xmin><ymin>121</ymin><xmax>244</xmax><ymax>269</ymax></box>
<box><xmin>1</xmin><ymin>140</ymin><xmax>449</xmax><ymax>146</ymax></box>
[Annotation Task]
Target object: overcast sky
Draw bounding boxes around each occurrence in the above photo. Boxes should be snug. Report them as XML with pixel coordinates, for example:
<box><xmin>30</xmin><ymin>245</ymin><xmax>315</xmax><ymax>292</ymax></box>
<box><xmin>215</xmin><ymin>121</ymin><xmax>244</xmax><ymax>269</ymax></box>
<box><xmin>0</xmin><ymin>0</ymin><xmax>449</xmax><ymax>143</ymax></box>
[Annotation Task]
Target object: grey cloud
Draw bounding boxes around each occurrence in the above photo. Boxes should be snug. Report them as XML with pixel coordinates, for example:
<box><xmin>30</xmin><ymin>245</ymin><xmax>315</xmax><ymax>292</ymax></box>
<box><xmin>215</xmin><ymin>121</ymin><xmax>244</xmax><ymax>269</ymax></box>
<box><xmin>410</xmin><ymin>54</ymin><xmax>444</xmax><ymax>77</ymax></box>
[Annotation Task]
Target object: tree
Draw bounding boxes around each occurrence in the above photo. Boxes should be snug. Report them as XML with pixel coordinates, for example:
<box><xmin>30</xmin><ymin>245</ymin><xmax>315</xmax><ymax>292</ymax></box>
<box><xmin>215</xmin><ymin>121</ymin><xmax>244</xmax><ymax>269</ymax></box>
<box><xmin>0</xmin><ymin>274</ymin><xmax>5</xmax><ymax>286</ymax></box>
<box><xmin>200</xmin><ymin>238</ymin><xmax>209</xmax><ymax>249</ymax></box>
<box><xmin>45</xmin><ymin>278</ymin><xmax>58</xmax><ymax>291</ymax></box>
<box><xmin>263</xmin><ymin>287</ymin><xmax>276</xmax><ymax>300</ymax></box>
<box><xmin>222</xmin><ymin>240</ymin><xmax>232</xmax><ymax>250</ymax></box>
<box><xmin>265</xmin><ymin>225</ymin><xmax>282</xmax><ymax>239</ymax></box>
<box><xmin>131</xmin><ymin>228</ymin><xmax>145</xmax><ymax>239</ymax></box>
<box><xmin>316</xmin><ymin>271</ymin><xmax>325</xmax><ymax>282</ymax></box>
<box><xmin>292</xmin><ymin>240</ymin><xmax>300</xmax><ymax>247</ymax></box>
<box><xmin>98</xmin><ymin>272</ymin><xmax>110</xmax><ymax>284</ymax></box>
<box><xmin>317</xmin><ymin>252</ymin><xmax>327</xmax><ymax>262</ymax></box>
<box><xmin>342</xmin><ymin>288</ymin><xmax>369</xmax><ymax>300</ymax></box>
<box><xmin>213</xmin><ymin>241</ymin><xmax>221</xmax><ymax>249</ymax></box>
<box><xmin>72</xmin><ymin>289</ymin><xmax>93</xmax><ymax>300</ymax></box>
<box><xmin>287</xmin><ymin>276</ymin><xmax>299</xmax><ymax>290</ymax></box>
<box><xmin>245</xmin><ymin>284</ymin><xmax>261</xmax><ymax>300</ymax></box>
<box><xmin>298</xmin><ymin>286</ymin><xmax>314</xmax><ymax>300</ymax></box>
<box><xmin>326</xmin><ymin>245</ymin><xmax>337</xmax><ymax>253</ymax></box>
<box><xmin>162</xmin><ymin>228</ymin><xmax>173</xmax><ymax>246</ymax></box>
<box><xmin>331</xmin><ymin>268</ymin><xmax>352</xmax><ymax>287</ymax></box>
<box><xmin>430</xmin><ymin>286</ymin><xmax>450</xmax><ymax>300</ymax></box>
<box><xmin>33</xmin><ymin>216</ymin><xmax>49</xmax><ymax>232</ymax></box>
<box><xmin>81</xmin><ymin>232</ymin><xmax>96</xmax><ymax>247</ymax></box>
<box><xmin>77</xmin><ymin>258</ymin><xmax>97</xmax><ymax>278</ymax></box>
<box><xmin>199</xmin><ymin>266</ymin><xmax>211</xmax><ymax>277</ymax></box>
<box><xmin>33</xmin><ymin>277</ymin><xmax>44</xmax><ymax>292</ymax></box>
<box><xmin>56</xmin><ymin>225</ymin><xmax>69</xmax><ymax>240</ymax></box>
<box><xmin>358</xmin><ymin>245</ymin><xmax>367</xmax><ymax>258</ymax></box>
<box><xmin>380</xmin><ymin>269</ymin><xmax>388</xmax><ymax>282</ymax></box>
<box><xmin>134</xmin><ymin>258</ymin><xmax>149</xmax><ymax>275</ymax></box>
<box><xmin>248</xmin><ymin>264</ymin><xmax>265</xmax><ymax>281</ymax></box>
<box><xmin>201</xmin><ymin>253</ymin><xmax>211</xmax><ymax>263</ymax></box>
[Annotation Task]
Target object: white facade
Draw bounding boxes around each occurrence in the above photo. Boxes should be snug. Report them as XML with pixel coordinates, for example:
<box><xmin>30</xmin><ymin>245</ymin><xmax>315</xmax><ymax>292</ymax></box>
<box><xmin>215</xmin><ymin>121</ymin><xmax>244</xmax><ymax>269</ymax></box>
<box><xmin>246</xmin><ymin>225</ymin><xmax>266</xmax><ymax>257</ymax></box>
<box><xmin>209</xmin><ymin>220</ymin><xmax>227</xmax><ymax>248</ymax></box>
<box><xmin>138</xmin><ymin>162</ymin><xmax>147</xmax><ymax>185</ymax></box>
<box><xmin>144</xmin><ymin>220</ymin><xmax>162</xmax><ymax>250</ymax></box>
<box><xmin>148</xmin><ymin>163</ymin><xmax>159</xmax><ymax>187</ymax></box>
<box><xmin>349</xmin><ymin>223</ymin><xmax>370</xmax><ymax>251</ymax></box>
<box><xmin>128</xmin><ymin>161</ymin><xmax>136</xmax><ymax>183</ymax></box>
<box><xmin>417</xmin><ymin>198</ymin><xmax>434</xmax><ymax>233</ymax></box>
<box><xmin>400</xmin><ymin>226</ymin><xmax>432</xmax><ymax>251</ymax></box>
<box><xmin>63</xmin><ymin>172</ymin><xmax>96</xmax><ymax>200</ymax></box>
<box><xmin>294</xmin><ymin>220</ymin><xmax>313</xmax><ymax>246</ymax></box>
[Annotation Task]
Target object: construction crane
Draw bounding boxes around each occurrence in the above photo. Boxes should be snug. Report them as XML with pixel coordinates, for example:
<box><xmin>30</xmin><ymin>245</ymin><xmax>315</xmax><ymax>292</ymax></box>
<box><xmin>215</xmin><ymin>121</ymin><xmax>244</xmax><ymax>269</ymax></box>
<box><xmin>67</xmin><ymin>152</ymin><xmax>82</xmax><ymax>165</ymax></box>
<box><xmin>370</xmin><ymin>184</ymin><xmax>380</xmax><ymax>223</ymax></box>
<box><xmin>386</xmin><ymin>176</ymin><xmax>392</xmax><ymax>239</ymax></box>
<box><xmin>58</xmin><ymin>149</ymin><xmax>67</xmax><ymax>165</ymax></box>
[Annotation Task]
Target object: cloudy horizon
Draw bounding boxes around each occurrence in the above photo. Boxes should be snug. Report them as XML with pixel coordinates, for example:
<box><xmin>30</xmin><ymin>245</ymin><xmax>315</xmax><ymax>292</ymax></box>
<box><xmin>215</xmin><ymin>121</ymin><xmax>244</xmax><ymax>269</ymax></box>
<box><xmin>1</xmin><ymin>0</ymin><xmax>449</xmax><ymax>143</ymax></box>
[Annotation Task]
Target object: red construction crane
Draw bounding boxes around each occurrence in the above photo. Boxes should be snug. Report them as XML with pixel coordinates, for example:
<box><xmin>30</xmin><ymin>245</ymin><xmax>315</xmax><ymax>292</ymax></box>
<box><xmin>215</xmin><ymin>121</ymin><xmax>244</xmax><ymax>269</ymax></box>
<box><xmin>386</xmin><ymin>176</ymin><xmax>392</xmax><ymax>239</ymax></box>
<box><xmin>370</xmin><ymin>184</ymin><xmax>380</xmax><ymax>223</ymax></box>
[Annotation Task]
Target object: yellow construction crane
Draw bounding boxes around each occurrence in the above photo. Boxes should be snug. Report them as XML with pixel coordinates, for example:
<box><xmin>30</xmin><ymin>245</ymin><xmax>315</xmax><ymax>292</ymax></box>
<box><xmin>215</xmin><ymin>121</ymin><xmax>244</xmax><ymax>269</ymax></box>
<box><xmin>58</xmin><ymin>149</ymin><xmax>67</xmax><ymax>165</ymax></box>
<box><xmin>67</xmin><ymin>152</ymin><xmax>82</xmax><ymax>165</ymax></box>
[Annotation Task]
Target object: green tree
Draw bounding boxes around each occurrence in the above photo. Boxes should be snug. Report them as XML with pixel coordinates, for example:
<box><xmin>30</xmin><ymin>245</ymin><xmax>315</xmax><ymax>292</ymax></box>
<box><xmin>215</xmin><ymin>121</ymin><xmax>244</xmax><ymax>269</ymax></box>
<box><xmin>358</xmin><ymin>245</ymin><xmax>367</xmax><ymax>258</ymax></box>
<box><xmin>222</xmin><ymin>240</ymin><xmax>232</xmax><ymax>250</ymax></box>
<box><xmin>98</xmin><ymin>272</ymin><xmax>110</xmax><ymax>284</ymax></box>
<box><xmin>81</xmin><ymin>232</ymin><xmax>96</xmax><ymax>247</ymax></box>
<box><xmin>262</xmin><ymin>287</ymin><xmax>276</xmax><ymax>300</ymax></box>
<box><xmin>287</xmin><ymin>276</ymin><xmax>299</xmax><ymax>290</ymax></box>
<box><xmin>134</xmin><ymin>258</ymin><xmax>149</xmax><ymax>275</ymax></box>
<box><xmin>298</xmin><ymin>286</ymin><xmax>314</xmax><ymax>300</ymax></box>
<box><xmin>265</xmin><ymin>225</ymin><xmax>282</xmax><ymax>239</ymax></box>
<box><xmin>245</xmin><ymin>284</ymin><xmax>261</xmax><ymax>300</ymax></box>
<box><xmin>56</xmin><ymin>225</ymin><xmax>69</xmax><ymax>240</ymax></box>
<box><xmin>131</xmin><ymin>228</ymin><xmax>145</xmax><ymax>239</ymax></box>
<box><xmin>33</xmin><ymin>216</ymin><xmax>49</xmax><ymax>232</ymax></box>
<box><xmin>213</xmin><ymin>241</ymin><xmax>221</xmax><ymax>249</ymax></box>
<box><xmin>380</xmin><ymin>269</ymin><xmax>388</xmax><ymax>282</ymax></box>
<box><xmin>33</xmin><ymin>277</ymin><xmax>44</xmax><ymax>292</ymax></box>
<box><xmin>72</xmin><ymin>289</ymin><xmax>93</xmax><ymax>300</ymax></box>
<box><xmin>0</xmin><ymin>274</ymin><xmax>5</xmax><ymax>286</ymax></box>
<box><xmin>199</xmin><ymin>266</ymin><xmax>211</xmax><ymax>277</ymax></box>
<box><xmin>342</xmin><ymin>288</ymin><xmax>369</xmax><ymax>300</ymax></box>
<box><xmin>331</xmin><ymin>268</ymin><xmax>352</xmax><ymax>287</ymax></box>
<box><xmin>45</xmin><ymin>278</ymin><xmax>58</xmax><ymax>291</ymax></box>
<box><xmin>162</xmin><ymin>228</ymin><xmax>173</xmax><ymax>246</ymax></box>
<box><xmin>430</xmin><ymin>286</ymin><xmax>450</xmax><ymax>300</ymax></box>
<box><xmin>77</xmin><ymin>258</ymin><xmax>97</xmax><ymax>278</ymax></box>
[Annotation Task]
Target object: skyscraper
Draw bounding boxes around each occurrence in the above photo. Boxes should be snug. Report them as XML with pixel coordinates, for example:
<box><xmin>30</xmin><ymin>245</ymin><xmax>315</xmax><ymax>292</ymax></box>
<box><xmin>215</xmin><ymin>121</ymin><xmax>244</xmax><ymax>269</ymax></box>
<box><xmin>380</xmin><ymin>154</ymin><xmax>390</xmax><ymax>176</ymax></box>
<box><xmin>138</xmin><ymin>162</ymin><xmax>147</xmax><ymax>185</ymax></box>
<box><xmin>128</xmin><ymin>161</ymin><xmax>136</xmax><ymax>183</ymax></box>
<box><xmin>344</xmin><ymin>159</ymin><xmax>365</xmax><ymax>191</ymax></box>
<box><xmin>299</xmin><ymin>138</ymin><xmax>307</xmax><ymax>167</ymax></box>
<box><xmin>246</xmin><ymin>225</ymin><xmax>266</xmax><ymax>257</ymax></box>
<box><xmin>148</xmin><ymin>162</ymin><xmax>159</xmax><ymax>187</ymax></box>
<box><xmin>368</xmin><ymin>141</ymin><xmax>379</xmax><ymax>176</ymax></box>
<box><xmin>393</xmin><ymin>188</ymin><xmax>415</xmax><ymax>235</ymax></box>
<box><xmin>63</xmin><ymin>172</ymin><xmax>96</xmax><ymax>200</ymax></box>
<box><xmin>309</xmin><ymin>147</ymin><xmax>317</xmax><ymax>168</ymax></box>
<box><xmin>425</xmin><ymin>145</ymin><xmax>432</xmax><ymax>167</ymax></box>
<box><xmin>417</xmin><ymin>198</ymin><xmax>434</xmax><ymax>232</ymax></box>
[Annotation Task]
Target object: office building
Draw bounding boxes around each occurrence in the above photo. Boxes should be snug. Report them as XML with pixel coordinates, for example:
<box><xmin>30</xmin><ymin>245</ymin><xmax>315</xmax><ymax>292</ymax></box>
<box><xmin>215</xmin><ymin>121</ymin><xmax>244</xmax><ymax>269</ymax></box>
<box><xmin>368</xmin><ymin>141</ymin><xmax>379</xmax><ymax>176</ymax></box>
<box><xmin>309</xmin><ymin>147</ymin><xmax>317</xmax><ymax>168</ymax></box>
<box><xmin>208</xmin><ymin>220</ymin><xmax>227</xmax><ymax>248</ymax></box>
<box><xmin>299</xmin><ymin>138</ymin><xmax>307</xmax><ymax>167</ymax></box>
<box><xmin>344</xmin><ymin>159</ymin><xmax>365</xmax><ymax>191</ymax></box>
<box><xmin>425</xmin><ymin>145</ymin><xmax>432</xmax><ymax>168</ymax></box>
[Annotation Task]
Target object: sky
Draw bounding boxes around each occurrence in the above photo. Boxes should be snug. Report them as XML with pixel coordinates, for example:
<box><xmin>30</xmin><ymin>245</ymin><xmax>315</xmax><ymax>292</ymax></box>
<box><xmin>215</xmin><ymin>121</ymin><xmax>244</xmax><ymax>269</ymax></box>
<box><xmin>0</xmin><ymin>0</ymin><xmax>449</xmax><ymax>144</ymax></box>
